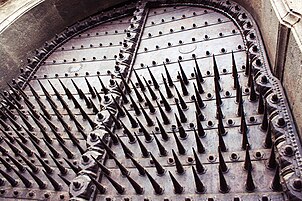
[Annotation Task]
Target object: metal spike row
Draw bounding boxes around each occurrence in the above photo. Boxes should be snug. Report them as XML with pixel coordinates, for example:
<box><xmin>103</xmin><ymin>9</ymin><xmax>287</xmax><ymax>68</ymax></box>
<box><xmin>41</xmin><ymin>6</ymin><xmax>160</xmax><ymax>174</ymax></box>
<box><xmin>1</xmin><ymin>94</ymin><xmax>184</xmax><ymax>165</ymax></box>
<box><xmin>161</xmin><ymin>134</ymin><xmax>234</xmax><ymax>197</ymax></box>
<box><xmin>91</xmin><ymin>155</ymin><xmax>111</xmax><ymax>176</ymax></box>
<box><xmin>158</xmin><ymin>88</ymin><xmax>172</xmax><ymax>112</ymax></box>
<box><xmin>178</xmin><ymin>60</ymin><xmax>189</xmax><ymax>85</ymax></box>
<box><xmin>145</xmin><ymin>169</ymin><xmax>164</xmax><ymax>195</ymax></box>
<box><xmin>172</xmin><ymin>149</ymin><xmax>185</xmax><ymax>174</ymax></box>
<box><xmin>150</xmin><ymin>152</ymin><xmax>165</xmax><ymax>175</ymax></box>
<box><xmin>135</xmin><ymin>133</ymin><xmax>150</xmax><ymax>158</ymax></box>
<box><xmin>120</xmin><ymin>120</ymin><xmax>136</xmax><ymax>143</ymax></box>
<box><xmin>192</xmin><ymin>148</ymin><xmax>206</xmax><ymax>174</ymax></box>
<box><xmin>133</xmin><ymin>69</ymin><xmax>146</xmax><ymax>92</ymax></box>
<box><xmin>195</xmin><ymin>112</ymin><xmax>206</xmax><ymax>137</ymax></box>
<box><xmin>116</xmin><ymin>135</ymin><xmax>134</xmax><ymax>157</ymax></box>
<box><xmin>192</xmin><ymin>166</ymin><xmax>206</xmax><ymax>193</ymax></box>
<box><xmin>49</xmin><ymin>154</ymin><xmax>68</xmax><ymax>175</ymax></box>
<box><xmin>89</xmin><ymin>175</ymin><xmax>106</xmax><ymax>194</ymax></box>
<box><xmin>153</xmin><ymin>132</ymin><xmax>168</xmax><ymax>156</ymax></box>
<box><xmin>123</xmin><ymin>105</ymin><xmax>139</xmax><ymax>128</ymax></box>
<box><xmin>175</xmin><ymin>101</ymin><xmax>187</xmax><ymax>123</ymax></box>
<box><xmin>63</xmin><ymin>158</ymin><xmax>81</xmax><ymax>173</ymax></box>
<box><xmin>178</xmin><ymin>72</ymin><xmax>189</xmax><ymax>96</ymax></box>
<box><xmin>174</xmin><ymin>113</ymin><xmax>187</xmax><ymax>139</ymax></box>
<box><xmin>98</xmin><ymin>76</ymin><xmax>109</xmax><ymax>94</ymax></box>
<box><xmin>175</xmin><ymin>85</ymin><xmax>187</xmax><ymax>110</ymax></box>
<box><xmin>156</xmin><ymin>100</ymin><xmax>170</xmax><ymax>125</ymax></box>
<box><xmin>172</xmin><ymin>130</ymin><xmax>186</xmax><ymax>155</ymax></box>
<box><xmin>244</xmin><ymin>144</ymin><xmax>253</xmax><ymax>171</ymax></box>
<box><xmin>43</xmin><ymin>170</ymin><xmax>62</xmax><ymax>191</ymax></box>
<box><xmin>155</xmin><ymin>117</ymin><xmax>169</xmax><ymax>141</ymax></box>
<box><xmin>14</xmin><ymin>137</ymin><xmax>33</xmax><ymax>156</ymax></box>
<box><xmin>85</xmin><ymin>77</ymin><xmax>96</xmax><ymax>98</ymax></box>
<box><xmin>194</xmin><ymin>128</ymin><xmax>205</xmax><ymax>153</ymax></box>
<box><xmin>129</xmin><ymin>94</ymin><xmax>141</xmax><ymax>115</ymax></box>
<box><xmin>137</xmin><ymin>118</ymin><xmax>152</xmax><ymax>142</ymax></box>
<box><xmin>147</xmin><ymin>66</ymin><xmax>160</xmax><ymax>90</ymax></box>
<box><xmin>218</xmin><ymin>165</ymin><xmax>230</xmax><ymax>193</ymax></box>
<box><xmin>116</xmin><ymin>81</ymin><xmax>129</xmax><ymax>104</ymax></box>
<box><xmin>142</xmin><ymin>92</ymin><xmax>156</xmax><ymax>113</ymax></box>
<box><xmin>0</xmin><ymin>168</ymin><xmax>18</xmax><ymax>187</ymax></box>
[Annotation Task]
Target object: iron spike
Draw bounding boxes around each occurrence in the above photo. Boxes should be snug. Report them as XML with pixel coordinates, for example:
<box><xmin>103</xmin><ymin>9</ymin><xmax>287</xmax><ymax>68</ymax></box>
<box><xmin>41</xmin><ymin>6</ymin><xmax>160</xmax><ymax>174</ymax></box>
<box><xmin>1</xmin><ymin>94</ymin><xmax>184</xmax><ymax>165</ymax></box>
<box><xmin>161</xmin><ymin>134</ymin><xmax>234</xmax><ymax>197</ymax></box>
<box><xmin>6</xmin><ymin>113</ymin><xmax>22</xmax><ymax>131</ymax></box>
<box><xmin>245</xmin><ymin>51</ymin><xmax>250</xmax><ymax>76</ymax></box>
<box><xmin>264</xmin><ymin>122</ymin><xmax>273</xmax><ymax>148</ymax></box>
<box><xmin>175</xmin><ymin>101</ymin><xmax>187</xmax><ymax>123</ymax></box>
<box><xmin>43</xmin><ymin>139</ymin><xmax>60</xmax><ymax>158</ymax></box>
<box><xmin>19</xmin><ymin>153</ymin><xmax>39</xmax><ymax>173</ymax></box>
<box><xmin>110</xmin><ymin>154</ymin><xmax>129</xmax><ymax>176</ymax></box>
<box><xmin>249</xmin><ymin>79</ymin><xmax>257</xmax><ymax>102</ymax></box>
<box><xmin>85</xmin><ymin>77</ymin><xmax>96</xmax><ymax>98</ymax></box>
<box><xmin>21</xmin><ymin>125</ymin><xmax>40</xmax><ymax>144</ymax></box>
<box><xmin>194</xmin><ymin>57</ymin><xmax>204</xmax><ymax>82</ymax></box>
<box><xmin>1</xmin><ymin>102</ymin><xmax>17</xmax><ymax>120</ymax></box>
<box><xmin>0</xmin><ymin>126</ymin><xmax>14</xmax><ymax>142</ymax></box>
<box><xmin>89</xmin><ymin>98</ymin><xmax>99</xmax><ymax>114</ymax></box>
<box><xmin>130</xmin><ymin>80</ymin><xmax>144</xmax><ymax>102</ymax></box>
<box><xmin>237</xmin><ymin>91</ymin><xmax>243</xmax><ymax>117</ymax></box>
<box><xmin>0</xmin><ymin>118</ymin><xmax>10</xmax><ymax>131</ymax></box>
<box><xmin>233</xmin><ymin>70</ymin><xmax>239</xmax><ymax>89</ymax></box>
<box><xmin>139</xmin><ymin>104</ymin><xmax>154</xmax><ymax>126</ymax></box>
<box><xmin>65</xmin><ymin>129</ymin><xmax>84</xmax><ymax>154</ymax></box>
<box><xmin>38</xmin><ymin>80</ymin><xmax>57</xmax><ymax>107</ymax></box>
<box><xmin>143</xmin><ymin>77</ymin><xmax>157</xmax><ymax>100</ymax></box>
<box><xmin>16</xmin><ymin>109</ymin><xmax>34</xmax><ymax>131</ymax></box>
<box><xmin>0</xmin><ymin>168</ymin><xmax>18</xmax><ymax>187</ymax></box>
<box><xmin>48</xmin><ymin>80</ymin><xmax>68</xmax><ymax>109</ymax></box>
<box><xmin>212</xmin><ymin>54</ymin><xmax>220</xmax><ymax>80</ymax></box>
<box><xmin>129</xmin><ymin>94</ymin><xmax>141</xmax><ymax>115</ymax></box>
<box><xmin>178</xmin><ymin>60</ymin><xmax>189</xmax><ymax>85</ymax></box>
<box><xmin>41</xmin><ymin>113</ymin><xmax>58</xmax><ymax>132</ymax></box>
<box><xmin>192</xmin><ymin>148</ymin><xmax>206</xmax><ymax>174</ymax></box>
<box><xmin>103</xmin><ymin>125</ymin><xmax>119</xmax><ymax>144</ymax></box>
<box><xmin>162</xmin><ymin>74</ymin><xmax>174</xmax><ymax>98</ymax></box>
<box><xmin>122</xmin><ymin>105</ymin><xmax>138</xmax><ymax>128</ymax></box>
<box><xmin>127</xmin><ymin>154</ymin><xmax>146</xmax><ymax>176</ymax></box>
<box><xmin>116</xmin><ymin>81</ymin><xmax>129</xmax><ymax>104</ymax></box>
<box><xmin>236</xmin><ymin>83</ymin><xmax>242</xmax><ymax>103</ymax></box>
<box><xmin>175</xmin><ymin>113</ymin><xmax>187</xmax><ymax>139</ymax></box>
<box><xmin>89</xmin><ymin>175</ymin><xmax>106</xmax><ymax>194</ymax></box>
<box><xmin>193</xmin><ymin>83</ymin><xmax>205</xmax><ymax>107</ymax></box>
<box><xmin>14</xmin><ymin>137</ymin><xmax>33</xmax><ymax>156</ymax></box>
<box><xmin>258</xmin><ymin>94</ymin><xmax>265</xmax><ymax>114</ymax></box>
<box><xmin>218</xmin><ymin>130</ymin><xmax>227</xmax><ymax>152</ymax></box>
<box><xmin>178</xmin><ymin>72</ymin><xmax>189</xmax><ymax>96</ymax></box>
<box><xmin>7</xmin><ymin>83</ymin><xmax>21</xmax><ymax>101</ymax></box>
<box><xmin>137</xmin><ymin>118</ymin><xmax>152</xmax><ymax>142</ymax></box>
<box><xmin>71</xmin><ymin>79</ymin><xmax>85</xmax><ymax>99</ymax></box>
<box><xmin>271</xmin><ymin>166</ymin><xmax>282</xmax><ymax>191</ymax></box>
<box><xmin>156</xmin><ymin>117</ymin><xmax>169</xmax><ymax>141</ymax></box>
<box><xmin>78</xmin><ymin>105</ymin><xmax>98</xmax><ymax>129</ymax></box>
<box><xmin>247</xmin><ymin>64</ymin><xmax>253</xmax><ymax>87</ymax></box>
<box><xmin>150</xmin><ymin>152</ymin><xmax>165</xmax><ymax>175</ymax></box>
<box><xmin>98</xmin><ymin>76</ymin><xmax>109</xmax><ymax>94</ymax></box>
<box><xmin>218</xmin><ymin>146</ymin><xmax>229</xmax><ymax>173</ymax></box>
<box><xmin>245</xmin><ymin>165</ymin><xmax>256</xmax><ymax>192</ymax></box>
<box><xmin>193</xmin><ymin>69</ymin><xmax>205</xmax><ymax>94</ymax></box>
<box><xmin>172</xmin><ymin>130</ymin><xmax>186</xmax><ymax>155</ymax></box>
<box><xmin>43</xmin><ymin>170</ymin><xmax>62</xmax><ymax>191</ymax></box>
<box><xmin>261</xmin><ymin>103</ymin><xmax>268</xmax><ymax>131</ymax></box>
<box><xmin>58</xmin><ymin>79</ymin><xmax>72</xmax><ymax>99</ymax></box>
<box><xmin>218</xmin><ymin>111</ymin><xmax>226</xmax><ymax>135</ymax></box>
<box><xmin>91</xmin><ymin>155</ymin><xmax>111</xmax><ymax>175</ymax></box>
<box><xmin>244</xmin><ymin>144</ymin><xmax>253</xmax><ymax>171</ymax></box>
<box><xmin>163</xmin><ymin>62</ymin><xmax>174</xmax><ymax>87</ymax></box>
<box><xmin>107</xmin><ymin>109</ymin><xmax>121</xmax><ymax>129</ymax></box>
<box><xmin>172</xmin><ymin>149</ymin><xmax>185</xmax><ymax>174</ymax></box>
<box><xmin>174</xmin><ymin>86</ymin><xmax>187</xmax><ymax>110</ymax></box>
<box><xmin>158</xmin><ymin>89</ymin><xmax>171</xmax><ymax>112</ymax></box>
<box><xmin>82</xmin><ymin>92</ymin><xmax>92</xmax><ymax>108</ymax></box>
<box><xmin>49</xmin><ymin>154</ymin><xmax>67</xmax><ymax>175</ymax></box>
<box><xmin>147</xmin><ymin>66</ymin><xmax>160</xmax><ymax>89</ymax></box>
<box><xmin>153</xmin><ymin>132</ymin><xmax>168</xmax><ymax>156</ymax></box>
<box><xmin>194</xmin><ymin>98</ymin><xmax>204</xmax><ymax>121</ymax></box>
<box><xmin>120</xmin><ymin>75</ymin><xmax>132</xmax><ymax>94</ymax></box>
<box><xmin>117</xmin><ymin>135</ymin><xmax>133</xmax><ymax>157</ymax></box>
<box><xmin>267</xmin><ymin>145</ymin><xmax>277</xmax><ymax>169</ymax></box>
<box><xmin>29</xmin><ymin>112</ymin><xmax>52</xmax><ymax>144</ymax></box>
<box><xmin>15</xmin><ymin>84</ymin><xmax>28</xmax><ymax>100</ymax></box>
<box><xmin>99</xmin><ymin>137</ymin><xmax>116</xmax><ymax>156</ymax></box>
<box><xmin>133</xmin><ymin>69</ymin><xmax>146</xmax><ymax>91</ymax></box>
<box><xmin>35</xmin><ymin>153</ymin><xmax>53</xmax><ymax>174</ymax></box>
<box><xmin>3</xmin><ymin>137</ymin><xmax>21</xmax><ymax>155</ymax></box>
<box><xmin>195</xmin><ymin>112</ymin><xmax>206</xmax><ymax>137</ymax></box>
<box><xmin>194</xmin><ymin>128</ymin><xmax>205</xmax><ymax>153</ymax></box>
<box><xmin>0</xmin><ymin>144</ymin><xmax>8</xmax><ymax>155</ymax></box>
<box><xmin>169</xmin><ymin>171</ymin><xmax>184</xmax><ymax>194</ymax></box>
<box><xmin>11</xmin><ymin>166</ymin><xmax>32</xmax><ymax>188</ymax></box>
<box><xmin>240</xmin><ymin>104</ymin><xmax>248</xmax><ymax>134</ymax></box>
<box><xmin>63</xmin><ymin>158</ymin><xmax>80</xmax><ymax>173</ymax></box>
<box><xmin>142</xmin><ymin>92</ymin><xmax>156</xmax><ymax>113</ymax></box>
<box><xmin>192</xmin><ymin>166</ymin><xmax>206</xmax><ymax>193</ymax></box>
<box><xmin>70</xmin><ymin>91</ymin><xmax>80</xmax><ymax>108</ymax></box>
<box><xmin>104</xmin><ymin>173</ymin><xmax>125</xmax><ymax>194</ymax></box>
<box><xmin>232</xmin><ymin>51</ymin><xmax>238</xmax><ymax>88</ymax></box>
<box><xmin>125</xmin><ymin>173</ymin><xmax>144</xmax><ymax>194</ymax></box>
<box><xmin>58</xmin><ymin>174</ymin><xmax>70</xmax><ymax>187</ymax></box>
<box><xmin>156</xmin><ymin>101</ymin><xmax>170</xmax><ymax>125</ymax></box>
<box><xmin>6</xmin><ymin>153</ymin><xmax>25</xmax><ymax>172</ymax></box>
<box><xmin>120</xmin><ymin>120</ymin><xmax>136</xmax><ymax>143</ymax></box>
<box><xmin>135</xmin><ymin>133</ymin><xmax>149</xmax><ymax>157</ymax></box>
<box><xmin>0</xmin><ymin>156</ymin><xmax>12</xmax><ymax>171</ymax></box>
<box><xmin>28</xmin><ymin>83</ymin><xmax>40</xmax><ymax>100</ymax></box>
<box><xmin>214</xmin><ymin>77</ymin><xmax>222</xmax><ymax>106</ymax></box>
<box><xmin>218</xmin><ymin>165</ymin><xmax>230</xmax><ymax>193</ymax></box>
<box><xmin>1</xmin><ymin>93</ymin><xmax>22</xmax><ymax>110</ymax></box>
<box><xmin>112</xmin><ymin>95</ymin><xmax>125</xmax><ymax>117</ymax></box>
<box><xmin>58</xmin><ymin>140</ymin><xmax>74</xmax><ymax>159</ymax></box>
<box><xmin>145</xmin><ymin>169</ymin><xmax>164</xmax><ymax>194</ymax></box>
